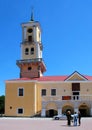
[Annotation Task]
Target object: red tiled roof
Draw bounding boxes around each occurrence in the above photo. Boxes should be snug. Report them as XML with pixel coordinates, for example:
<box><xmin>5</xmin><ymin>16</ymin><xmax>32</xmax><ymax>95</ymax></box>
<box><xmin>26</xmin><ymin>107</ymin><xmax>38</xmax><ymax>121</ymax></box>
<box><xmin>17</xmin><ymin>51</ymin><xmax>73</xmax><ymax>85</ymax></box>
<box><xmin>35</xmin><ymin>76</ymin><xmax>68</xmax><ymax>81</ymax></box>
<box><xmin>84</xmin><ymin>75</ymin><xmax>92</xmax><ymax>81</ymax></box>
<box><xmin>6</xmin><ymin>76</ymin><xmax>67</xmax><ymax>81</ymax></box>
<box><xmin>6</xmin><ymin>75</ymin><xmax>92</xmax><ymax>82</ymax></box>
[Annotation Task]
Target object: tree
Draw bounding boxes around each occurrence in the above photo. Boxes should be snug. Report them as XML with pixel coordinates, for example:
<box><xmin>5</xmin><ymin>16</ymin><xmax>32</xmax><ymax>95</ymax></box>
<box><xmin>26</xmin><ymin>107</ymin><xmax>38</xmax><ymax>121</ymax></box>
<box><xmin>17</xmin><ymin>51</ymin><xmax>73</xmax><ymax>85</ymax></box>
<box><xmin>0</xmin><ymin>95</ymin><xmax>5</xmax><ymax>114</ymax></box>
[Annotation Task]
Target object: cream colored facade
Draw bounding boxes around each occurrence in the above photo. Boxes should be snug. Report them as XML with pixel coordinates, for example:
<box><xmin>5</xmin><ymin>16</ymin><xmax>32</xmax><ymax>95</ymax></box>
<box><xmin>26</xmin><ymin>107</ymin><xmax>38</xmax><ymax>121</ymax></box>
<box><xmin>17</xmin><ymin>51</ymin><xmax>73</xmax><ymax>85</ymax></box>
<box><xmin>5</xmin><ymin>16</ymin><xmax>92</xmax><ymax>117</ymax></box>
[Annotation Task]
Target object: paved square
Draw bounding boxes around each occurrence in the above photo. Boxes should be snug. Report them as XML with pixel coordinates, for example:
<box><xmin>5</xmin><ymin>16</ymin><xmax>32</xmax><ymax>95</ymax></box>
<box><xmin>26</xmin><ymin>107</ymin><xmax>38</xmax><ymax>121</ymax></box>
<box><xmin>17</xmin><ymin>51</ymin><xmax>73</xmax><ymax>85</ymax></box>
<box><xmin>0</xmin><ymin>117</ymin><xmax>92</xmax><ymax>130</ymax></box>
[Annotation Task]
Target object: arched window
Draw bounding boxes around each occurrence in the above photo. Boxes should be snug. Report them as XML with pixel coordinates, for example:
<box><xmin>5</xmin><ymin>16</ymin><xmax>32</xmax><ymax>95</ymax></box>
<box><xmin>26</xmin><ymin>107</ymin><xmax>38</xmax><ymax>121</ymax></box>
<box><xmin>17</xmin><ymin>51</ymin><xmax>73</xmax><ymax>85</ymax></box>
<box><xmin>31</xmin><ymin>47</ymin><xmax>34</xmax><ymax>55</ymax></box>
<box><xmin>25</xmin><ymin>48</ymin><xmax>29</xmax><ymax>55</ymax></box>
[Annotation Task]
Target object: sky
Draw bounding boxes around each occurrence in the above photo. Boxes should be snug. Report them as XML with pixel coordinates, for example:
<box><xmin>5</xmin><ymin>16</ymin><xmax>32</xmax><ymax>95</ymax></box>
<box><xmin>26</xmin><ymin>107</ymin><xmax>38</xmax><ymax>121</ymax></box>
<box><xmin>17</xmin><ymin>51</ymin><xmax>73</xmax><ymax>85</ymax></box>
<box><xmin>0</xmin><ymin>0</ymin><xmax>92</xmax><ymax>95</ymax></box>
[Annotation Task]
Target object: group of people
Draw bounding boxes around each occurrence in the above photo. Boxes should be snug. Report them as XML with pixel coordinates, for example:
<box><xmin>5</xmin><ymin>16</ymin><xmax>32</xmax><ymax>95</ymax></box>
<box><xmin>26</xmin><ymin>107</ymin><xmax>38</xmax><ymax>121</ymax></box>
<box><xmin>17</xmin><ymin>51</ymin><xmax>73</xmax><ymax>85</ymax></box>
<box><xmin>66</xmin><ymin>111</ymin><xmax>81</xmax><ymax>126</ymax></box>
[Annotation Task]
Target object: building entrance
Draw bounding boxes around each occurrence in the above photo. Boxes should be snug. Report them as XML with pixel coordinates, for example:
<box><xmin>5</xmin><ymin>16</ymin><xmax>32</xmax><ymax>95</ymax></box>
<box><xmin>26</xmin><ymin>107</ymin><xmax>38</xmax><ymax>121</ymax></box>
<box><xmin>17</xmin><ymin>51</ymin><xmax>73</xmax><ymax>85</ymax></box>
<box><xmin>79</xmin><ymin>104</ymin><xmax>89</xmax><ymax>117</ymax></box>
<box><xmin>62</xmin><ymin>105</ymin><xmax>74</xmax><ymax>114</ymax></box>
<box><xmin>79</xmin><ymin>109</ymin><xmax>87</xmax><ymax>117</ymax></box>
<box><xmin>46</xmin><ymin>109</ymin><xmax>57</xmax><ymax>117</ymax></box>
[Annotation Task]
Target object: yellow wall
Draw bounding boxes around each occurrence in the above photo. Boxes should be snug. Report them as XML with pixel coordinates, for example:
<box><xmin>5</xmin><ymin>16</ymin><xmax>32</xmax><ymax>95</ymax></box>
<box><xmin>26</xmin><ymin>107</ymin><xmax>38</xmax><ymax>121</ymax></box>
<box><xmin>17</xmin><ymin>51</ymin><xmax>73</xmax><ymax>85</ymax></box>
<box><xmin>37</xmin><ymin>82</ymin><xmax>72</xmax><ymax>96</ymax></box>
<box><xmin>5</xmin><ymin>80</ymin><xmax>92</xmax><ymax>117</ymax></box>
<box><xmin>80</xmin><ymin>82</ymin><xmax>92</xmax><ymax>95</ymax></box>
<box><xmin>5</xmin><ymin>82</ymin><xmax>39</xmax><ymax>117</ymax></box>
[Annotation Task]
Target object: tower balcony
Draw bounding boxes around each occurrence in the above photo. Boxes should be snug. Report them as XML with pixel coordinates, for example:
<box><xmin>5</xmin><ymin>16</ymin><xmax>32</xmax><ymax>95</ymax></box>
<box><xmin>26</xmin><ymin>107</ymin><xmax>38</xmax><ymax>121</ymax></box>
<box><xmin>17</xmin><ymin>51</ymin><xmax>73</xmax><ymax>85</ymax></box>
<box><xmin>16</xmin><ymin>58</ymin><xmax>43</xmax><ymax>64</ymax></box>
<box><xmin>21</xmin><ymin>40</ymin><xmax>42</xmax><ymax>45</ymax></box>
<box><xmin>21</xmin><ymin>41</ymin><xmax>34</xmax><ymax>45</ymax></box>
<box><xmin>16</xmin><ymin>58</ymin><xmax>46</xmax><ymax>73</ymax></box>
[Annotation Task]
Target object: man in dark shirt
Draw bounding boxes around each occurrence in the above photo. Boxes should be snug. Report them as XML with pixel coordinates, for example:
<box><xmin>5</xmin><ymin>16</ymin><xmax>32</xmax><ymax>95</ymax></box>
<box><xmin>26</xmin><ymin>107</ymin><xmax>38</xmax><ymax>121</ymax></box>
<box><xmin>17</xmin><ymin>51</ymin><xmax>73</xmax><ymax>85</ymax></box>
<box><xmin>78</xmin><ymin>111</ymin><xmax>81</xmax><ymax>126</ymax></box>
<box><xmin>66</xmin><ymin>111</ymin><xmax>71</xmax><ymax>126</ymax></box>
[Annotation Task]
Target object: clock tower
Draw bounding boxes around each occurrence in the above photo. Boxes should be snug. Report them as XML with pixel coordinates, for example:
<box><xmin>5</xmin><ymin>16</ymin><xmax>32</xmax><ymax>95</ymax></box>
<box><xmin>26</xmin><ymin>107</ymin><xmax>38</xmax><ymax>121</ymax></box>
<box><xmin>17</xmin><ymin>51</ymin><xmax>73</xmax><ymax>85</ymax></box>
<box><xmin>16</xmin><ymin>14</ymin><xmax>46</xmax><ymax>78</ymax></box>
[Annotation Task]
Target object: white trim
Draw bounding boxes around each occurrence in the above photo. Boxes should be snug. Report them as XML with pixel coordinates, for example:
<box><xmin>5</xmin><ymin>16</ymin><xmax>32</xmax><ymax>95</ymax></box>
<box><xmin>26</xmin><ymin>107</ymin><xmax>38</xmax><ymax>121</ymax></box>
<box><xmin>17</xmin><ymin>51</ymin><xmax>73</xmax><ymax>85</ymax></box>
<box><xmin>5</xmin><ymin>80</ymin><xmax>37</xmax><ymax>83</ymax></box>
<box><xmin>65</xmin><ymin>71</ymin><xmax>87</xmax><ymax>81</ymax></box>
<box><xmin>5</xmin><ymin>79</ymin><xmax>92</xmax><ymax>84</ymax></box>
<box><xmin>41</xmin><ymin>108</ymin><xmax>46</xmax><ymax>117</ymax></box>
<box><xmin>34</xmin><ymin>83</ymin><xmax>37</xmax><ymax>113</ymax></box>
<box><xmin>38</xmin><ymin>80</ymin><xmax>92</xmax><ymax>83</ymax></box>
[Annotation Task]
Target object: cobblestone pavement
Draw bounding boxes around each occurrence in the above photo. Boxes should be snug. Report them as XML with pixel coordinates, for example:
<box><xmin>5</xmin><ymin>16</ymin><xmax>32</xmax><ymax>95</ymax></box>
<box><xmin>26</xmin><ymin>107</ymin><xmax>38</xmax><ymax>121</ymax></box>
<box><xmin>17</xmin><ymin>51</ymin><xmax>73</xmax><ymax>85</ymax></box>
<box><xmin>0</xmin><ymin>117</ymin><xmax>92</xmax><ymax>130</ymax></box>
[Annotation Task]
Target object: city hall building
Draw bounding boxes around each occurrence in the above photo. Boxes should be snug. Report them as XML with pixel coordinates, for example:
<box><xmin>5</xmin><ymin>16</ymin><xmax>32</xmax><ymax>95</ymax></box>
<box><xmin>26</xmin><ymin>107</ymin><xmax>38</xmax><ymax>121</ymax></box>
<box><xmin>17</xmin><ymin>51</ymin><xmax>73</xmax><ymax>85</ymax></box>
<box><xmin>5</xmin><ymin>16</ymin><xmax>92</xmax><ymax>117</ymax></box>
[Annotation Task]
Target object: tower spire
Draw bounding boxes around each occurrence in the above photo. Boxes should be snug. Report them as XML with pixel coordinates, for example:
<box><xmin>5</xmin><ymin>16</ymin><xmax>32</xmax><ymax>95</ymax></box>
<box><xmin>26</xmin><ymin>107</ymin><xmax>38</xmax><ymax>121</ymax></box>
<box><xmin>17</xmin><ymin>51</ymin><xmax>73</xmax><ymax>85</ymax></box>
<box><xmin>30</xmin><ymin>7</ymin><xmax>34</xmax><ymax>21</ymax></box>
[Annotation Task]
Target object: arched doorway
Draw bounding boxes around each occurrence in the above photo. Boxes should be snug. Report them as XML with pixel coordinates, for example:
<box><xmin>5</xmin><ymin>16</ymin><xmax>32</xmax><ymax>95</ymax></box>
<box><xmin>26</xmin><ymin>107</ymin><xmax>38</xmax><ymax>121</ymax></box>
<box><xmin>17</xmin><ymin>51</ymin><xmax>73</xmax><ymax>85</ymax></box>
<box><xmin>46</xmin><ymin>109</ymin><xmax>57</xmax><ymax>117</ymax></box>
<box><xmin>46</xmin><ymin>102</ymin><xmax>58</xmax><ymax>117</ymax></box>
<box><xmin>79</xmin><ymin>104</ymin><xmax>90</xmax><ymax>117</ymax></box>
<box><xmin>62</xmin><ymin>105</ymin><xmax>74</xmax><ymax>114</ymax></box>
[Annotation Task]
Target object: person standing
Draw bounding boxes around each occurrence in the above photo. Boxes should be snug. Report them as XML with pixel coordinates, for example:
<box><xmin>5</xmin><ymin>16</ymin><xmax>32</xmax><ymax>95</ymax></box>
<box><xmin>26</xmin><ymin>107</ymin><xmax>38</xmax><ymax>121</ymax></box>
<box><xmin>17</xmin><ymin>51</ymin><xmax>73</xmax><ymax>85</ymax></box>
<box><xmin>66</xmin><ymin>111</ymin><xmax>71</xmax><ymax>126</ymax></box>
<box><xmin>78</xmin><ymin>111</ymin><xmax>81</xmax><ymax>126</ymax></box>
<box><xmin>73</xmin><ymin>112</ymin><xmax>78</xmax><ymax>126</ymax></box>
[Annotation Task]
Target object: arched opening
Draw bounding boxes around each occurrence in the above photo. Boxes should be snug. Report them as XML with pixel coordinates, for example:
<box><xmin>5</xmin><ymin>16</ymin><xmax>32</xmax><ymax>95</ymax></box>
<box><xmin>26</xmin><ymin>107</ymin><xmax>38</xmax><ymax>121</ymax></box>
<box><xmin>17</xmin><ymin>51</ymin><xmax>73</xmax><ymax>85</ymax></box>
<box><xmin>62</xmin><ymin>105</ymin><xmax>74</xmax><ymax>114</ymax></box>
<box><xmin>46</xmin><ymin>109</ymin><xmax>57</xmax><ymax>117</ymax></box>
<box><xmin>31</xmin><ymin>47</ymin><xmax>34</xmax><ymax>54</ymax></box>
<box><xmin>46</xmin><ymin>102</ymin><xmax>58</xmax><ymax>117</ymax></box>
<box><xmin>25</xmin><ymin>48</ymin><xmax>29</xmax><ymax>55</ymax></box>
<box><xmin>79</xmin><ymin>103</ymin><xmax>90</xmax><ymax>117</ymax></box>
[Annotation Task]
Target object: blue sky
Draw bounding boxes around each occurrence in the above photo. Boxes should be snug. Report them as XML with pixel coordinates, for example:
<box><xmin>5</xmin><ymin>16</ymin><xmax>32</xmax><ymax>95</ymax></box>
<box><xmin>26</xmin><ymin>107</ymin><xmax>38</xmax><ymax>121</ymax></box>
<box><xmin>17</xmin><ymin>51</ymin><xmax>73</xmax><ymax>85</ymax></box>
<box><xmin>0</xmin><ymin>0</ymin><xmax>92</xmax><ymax>95</ymax></box>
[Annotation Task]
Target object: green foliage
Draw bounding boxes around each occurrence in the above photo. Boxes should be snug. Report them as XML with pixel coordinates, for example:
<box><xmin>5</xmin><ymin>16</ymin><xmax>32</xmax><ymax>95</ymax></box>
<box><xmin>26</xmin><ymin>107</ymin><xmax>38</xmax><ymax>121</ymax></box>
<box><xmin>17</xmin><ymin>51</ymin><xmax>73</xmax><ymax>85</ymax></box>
<box><xmin>0</xmin><ymin>95</ymin><xmax>5</xmax><ymax>114</ymax></box>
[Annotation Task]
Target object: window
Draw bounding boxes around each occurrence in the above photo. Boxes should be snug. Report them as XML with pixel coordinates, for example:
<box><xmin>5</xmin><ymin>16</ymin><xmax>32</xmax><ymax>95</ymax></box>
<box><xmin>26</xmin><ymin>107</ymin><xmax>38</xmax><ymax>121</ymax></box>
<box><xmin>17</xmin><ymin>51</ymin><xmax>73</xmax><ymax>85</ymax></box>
<box><xmin>25</xmin><ymin>48</ymin><xmax>29</xmax><ymax>55</ymax></box>
<box><xmin>62</xmin><ymin>96</ymin><xmax>71</xmax><ymax>100</ymax></box>
<box><xmin>73</xmin><ymin>92</ymin><xmax>79</xmax><ymax>95</ymax></box>
<box><xmin>28</xmin><ymin>36</ymin><xmax>32</xmax><ymax>42</ymax></box>
<box><xmin>41</xmin><ymin>89</ymin><xmax>46</xmax><ymax>96</ymax></box>
<box><xmin>51</xmin><ymin>89</ymin><xmax>56</xmax><ymax>96</ymax></box>
<box><xmin>72</xmin><ymin>90</ymin><xmax>80</xmax><ymax>100</ymax></box>
<box><xmin>18</xmin><ymin>108</ymin><xmax>23</xmax><ymax>114</ymax></box>
<box><xmin>31</xmin><ymin>47</ymin><xmax>34</xmax><ymax>54</ymax></box>
<box><xmin>72</xmin><ymin>83</ymin><xmax>80</xmax><ymax>91</ymax></box>
<box><xmin>27</xmin><ymin>28</ymin><xmax>33</xmax><ymax>33</ymax></box>
<box><xmin>28</xmin><ymin>67</ymin><xmax>32</xmax><ymax>70</ymax></box>
<box><xmin>18</xmin><ymin>88</ymin><xmax>24</xmax><ymax>96</ymax></box>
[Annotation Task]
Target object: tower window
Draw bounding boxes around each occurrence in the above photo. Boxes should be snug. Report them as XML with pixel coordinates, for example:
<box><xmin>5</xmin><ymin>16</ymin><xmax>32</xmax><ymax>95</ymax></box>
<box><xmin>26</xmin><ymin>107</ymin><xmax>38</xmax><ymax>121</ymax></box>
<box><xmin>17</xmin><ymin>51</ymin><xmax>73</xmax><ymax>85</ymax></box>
<box><xmin>25</xmin><ymin>48</ymin><xmax>29</xmax><ymax>55</ymax></box>
<box><xmin>31</xmin><ymin>47</ymin><xmax>34</xmax><ymax>54</ymax></box>
<box><xmin>27</xmin><ymin>28</ymin><xmax>33</xmax><ymax>33</ymax></box>
<box><xmin>28</xmin><ymin>36</ymin><xmax>32</xmax><ymax>42</ymax></box>
<box><xmin>28</xmin><ymin>67</ymin><xmax>32</xmax><ymax>70</ymax></box>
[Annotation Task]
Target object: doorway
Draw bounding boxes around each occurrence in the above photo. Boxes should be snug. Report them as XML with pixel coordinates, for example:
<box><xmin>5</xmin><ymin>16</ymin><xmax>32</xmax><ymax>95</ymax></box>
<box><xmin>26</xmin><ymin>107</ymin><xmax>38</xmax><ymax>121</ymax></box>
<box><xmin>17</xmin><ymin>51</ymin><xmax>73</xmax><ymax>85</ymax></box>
<box><xmin>79</xmin><ymin>109</ymin><xmax>87</xmax><ymax>117</ymax></box>
<box><xmin>79</xmin><ymin>104</ymin><xmax>89</xmax><ymax>117</ymax></box>
<box><xmin>46</xmin><ymin>109</ymin><xmax>57</xmax><ymax>117</ymax></box>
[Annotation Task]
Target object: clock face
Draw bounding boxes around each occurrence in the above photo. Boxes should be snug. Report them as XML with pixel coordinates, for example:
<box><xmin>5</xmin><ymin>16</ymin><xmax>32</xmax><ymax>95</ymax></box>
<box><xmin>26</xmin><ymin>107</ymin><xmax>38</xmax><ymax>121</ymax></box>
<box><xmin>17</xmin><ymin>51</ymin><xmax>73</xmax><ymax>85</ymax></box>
<box><xmin>27</xmin><ymin>28</ymin><xmax>33</xmax><ymax>33</ymax></box>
